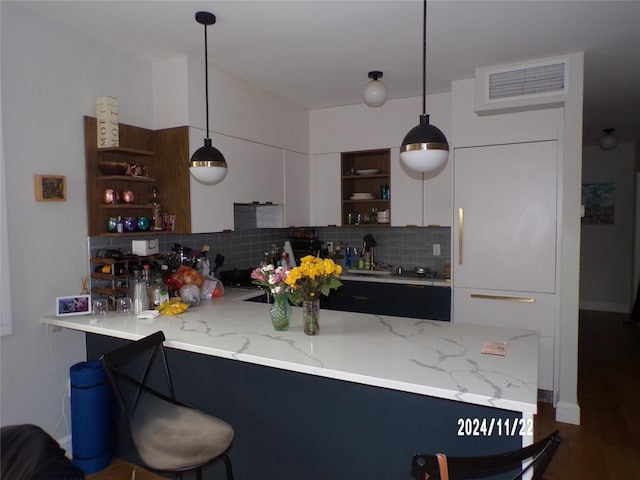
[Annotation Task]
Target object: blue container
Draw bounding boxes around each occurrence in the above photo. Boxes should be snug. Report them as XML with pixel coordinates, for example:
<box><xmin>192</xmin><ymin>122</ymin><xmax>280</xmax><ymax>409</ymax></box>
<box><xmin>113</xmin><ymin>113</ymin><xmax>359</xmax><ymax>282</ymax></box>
<box><xmin>70</xmin><ymin>360</ymin><xmax>112</xmax><ymax>474</ymax></box>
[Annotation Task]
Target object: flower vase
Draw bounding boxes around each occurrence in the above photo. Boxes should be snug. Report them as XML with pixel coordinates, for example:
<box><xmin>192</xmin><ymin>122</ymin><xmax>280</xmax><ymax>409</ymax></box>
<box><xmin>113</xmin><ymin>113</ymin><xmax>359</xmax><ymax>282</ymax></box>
<box><xmin>270</xmin><ymin>293</ymin><xmax>291</xmax><ymax>331</ymax></box>
<box><xmin>303</xmin><ymin>299</ymin><xmax>320</xmax><ymax>335</ymax></box>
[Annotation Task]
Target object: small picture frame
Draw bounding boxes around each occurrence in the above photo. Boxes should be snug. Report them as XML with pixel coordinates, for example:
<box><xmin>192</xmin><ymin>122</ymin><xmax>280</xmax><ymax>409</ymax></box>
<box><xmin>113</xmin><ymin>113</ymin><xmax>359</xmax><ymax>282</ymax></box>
<box><xmin>56</xmin><ymin>295</ymin><xmax>91</xmax><ymax>317</ymax></box>
<box><xmin>35</xmin><ymin>175</ymin><xmax>67</xmax><ymax>202</ymax></box>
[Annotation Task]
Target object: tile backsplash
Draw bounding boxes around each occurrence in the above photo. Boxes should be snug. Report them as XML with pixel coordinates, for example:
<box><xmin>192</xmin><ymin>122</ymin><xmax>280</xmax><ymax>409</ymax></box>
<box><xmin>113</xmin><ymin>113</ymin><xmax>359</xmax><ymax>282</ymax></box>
<box><xmin>89</xmin><ymin>225</ymin><xmax>451</xmax><ymax>274</ymax></box>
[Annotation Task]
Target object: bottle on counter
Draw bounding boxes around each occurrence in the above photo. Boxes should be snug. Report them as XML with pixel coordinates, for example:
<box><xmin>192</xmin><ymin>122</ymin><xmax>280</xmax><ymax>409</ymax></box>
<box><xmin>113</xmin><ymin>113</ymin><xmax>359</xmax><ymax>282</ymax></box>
<box><xmin>151</xmin><ymin>273</ymin><xmax>169</xmax><ymax>308</ymax></box>
<box><xmin>345</xmin><ymin>247</ymin><xmax>352</xmax><ymax>268</ymax></box>
<box><xmin>131</xmin><ymin>271</ymin><xmax>150</xmax><ymax>315</ymax></box>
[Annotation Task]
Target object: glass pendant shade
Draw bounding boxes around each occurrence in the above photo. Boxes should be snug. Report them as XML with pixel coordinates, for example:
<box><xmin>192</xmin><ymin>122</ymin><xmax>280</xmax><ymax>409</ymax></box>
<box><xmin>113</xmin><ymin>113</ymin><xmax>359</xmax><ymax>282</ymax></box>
<box><xmin>599</xmin><ymin>128</ymin><xmax>617</xmax><ymax>151</ymax></box>
<box><xmin>190</xmin><ymin>138</ymin><xmax>228</xmax><ymax>185</ymax></box>
<box><xmin>400</xmin><ymin>114</ymin><xmax>449</xmax><ymax>172</ymax></box>
<box><xmin>363</xmin><ymin>71</ymin><xmax>387</xmax><ymax>107</ymax></box>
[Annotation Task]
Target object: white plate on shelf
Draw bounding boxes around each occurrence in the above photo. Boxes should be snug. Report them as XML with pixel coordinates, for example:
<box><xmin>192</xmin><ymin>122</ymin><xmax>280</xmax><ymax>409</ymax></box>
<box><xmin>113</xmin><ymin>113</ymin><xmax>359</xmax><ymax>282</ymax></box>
<box><xmin>350</xmin><ymin>193</ymin><xmax>374</xmax><ymax>200</ymax></box>
<box><xmin>355</xmin><ymin>169</ymin><xmax>380</xmax><ymax>175</ymax></box>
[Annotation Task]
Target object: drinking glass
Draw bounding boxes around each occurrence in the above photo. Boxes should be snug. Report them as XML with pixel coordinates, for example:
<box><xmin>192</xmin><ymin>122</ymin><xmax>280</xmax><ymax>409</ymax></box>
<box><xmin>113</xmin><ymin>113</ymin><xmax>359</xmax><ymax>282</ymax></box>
<box><xmin>92</xmin><ymin>299</ymin><xmax>108</xmax><ymax>316</ymax></box>
<box><xmin>116</xmin><ymin>297</ymin><xmax>133</xmax><ymax>315</ymax></box>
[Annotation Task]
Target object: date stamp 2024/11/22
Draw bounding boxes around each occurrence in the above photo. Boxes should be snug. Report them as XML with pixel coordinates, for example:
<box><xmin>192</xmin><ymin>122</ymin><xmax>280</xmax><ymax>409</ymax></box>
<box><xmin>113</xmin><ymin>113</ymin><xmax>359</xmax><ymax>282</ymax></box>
<box><xmin>457</xmin><ymin>417</ymin><xmax>534</xmax><ymax>437</ymax></box>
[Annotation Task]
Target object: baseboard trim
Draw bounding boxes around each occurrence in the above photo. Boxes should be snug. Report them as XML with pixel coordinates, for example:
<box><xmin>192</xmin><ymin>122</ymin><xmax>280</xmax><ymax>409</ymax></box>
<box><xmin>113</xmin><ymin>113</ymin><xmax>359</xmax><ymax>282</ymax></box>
<box><xmin>555</xmin><ymin>401</ymin><xmax>580</xmax><ymax>425</ymax></box>
<box><xmin>57</xmin><ymin>434</ymin><xmax>72</xmax><ymax>458</ymax></box>
<box><xmin>579</xmin><ymin>301</ymin><xmax>629</xmax><ymax>313</ymax></box>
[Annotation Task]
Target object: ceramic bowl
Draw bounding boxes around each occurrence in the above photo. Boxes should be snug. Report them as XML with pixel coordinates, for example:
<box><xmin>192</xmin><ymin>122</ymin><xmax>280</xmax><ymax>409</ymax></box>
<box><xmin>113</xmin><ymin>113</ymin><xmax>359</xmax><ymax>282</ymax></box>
<box><xmin>97</xmin><ymin>161</ymin><xmax>130</xmax><ymax>176</ymax></box>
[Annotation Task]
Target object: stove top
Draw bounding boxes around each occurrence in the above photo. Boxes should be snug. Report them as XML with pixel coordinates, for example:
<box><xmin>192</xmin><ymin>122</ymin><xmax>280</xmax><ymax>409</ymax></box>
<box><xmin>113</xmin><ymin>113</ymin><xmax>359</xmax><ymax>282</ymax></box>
<box><xmin>219</xmin><ymin>268</ymin><xmax>255</xmax><ymax>288</ymax></box>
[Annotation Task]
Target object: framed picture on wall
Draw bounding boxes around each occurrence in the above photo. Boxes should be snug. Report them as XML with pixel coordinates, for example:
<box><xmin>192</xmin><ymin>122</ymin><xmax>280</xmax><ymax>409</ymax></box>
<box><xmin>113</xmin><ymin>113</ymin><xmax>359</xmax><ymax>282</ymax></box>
<box><xmin>581</xmin><ymin>183</ymin><xmax>615</xmax><ymax>224</ymax></box>
<box><xmin>35</xmin><ymin>174</ymin><xmax>67</xmax><ymax>202</ymax></box>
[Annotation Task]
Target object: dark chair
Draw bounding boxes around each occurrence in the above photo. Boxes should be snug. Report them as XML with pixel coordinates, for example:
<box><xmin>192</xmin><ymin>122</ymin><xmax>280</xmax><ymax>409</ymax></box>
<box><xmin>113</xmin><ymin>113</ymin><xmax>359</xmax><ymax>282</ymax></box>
<box><xmin>100</xmin><ymin>331</ymin><xmax>234</xmax><ymax>480</ymax></box>
<box><xmin>411</xmin><ymin>430</ymin><xmax>561</xmax><ymax>480</ymax></box>
<box><xmin>0</xmin><ymin>424</ymin><xmax>85</xmax><ymax>480</ymax></box>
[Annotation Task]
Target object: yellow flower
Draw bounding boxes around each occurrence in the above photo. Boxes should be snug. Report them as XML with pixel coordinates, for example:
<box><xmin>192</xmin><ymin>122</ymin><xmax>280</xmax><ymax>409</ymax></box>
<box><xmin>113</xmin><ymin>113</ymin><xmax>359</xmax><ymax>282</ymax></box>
<box><xmin>285</xmin><ymin>255</ymin><xmax>343</xmax><ymax>305</ymax></box>
<box><xmin>323</xmin><ymin>258</ymin><xmax>335</xmax><ymax>275</ymax></box>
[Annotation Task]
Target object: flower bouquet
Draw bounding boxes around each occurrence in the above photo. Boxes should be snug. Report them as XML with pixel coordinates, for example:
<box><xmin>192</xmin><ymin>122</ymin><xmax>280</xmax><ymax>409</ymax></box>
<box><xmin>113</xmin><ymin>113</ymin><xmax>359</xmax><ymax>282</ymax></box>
<box><xmin>251</xmin><ymin>264</ymin><xmax>291</xmax><ymax>331</ymax></box>
<box><xmin>285</xmin><ymin>255</ymin><xmax>342</xmax><ymax>335</ymax></box>
<box><xmin>251</xmin><ymin>264</ymin><xmax>290</xmax><ymax>295</ymax></box>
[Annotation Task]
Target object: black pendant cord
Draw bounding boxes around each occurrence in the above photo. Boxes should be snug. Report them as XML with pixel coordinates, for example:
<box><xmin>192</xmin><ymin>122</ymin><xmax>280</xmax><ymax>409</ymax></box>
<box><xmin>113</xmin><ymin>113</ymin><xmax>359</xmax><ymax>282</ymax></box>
<box><xmin>422</xmin><ymin>0</ymin><xmax>426</xmax><ymax>116</ymax></box>
<box><xmin>204</xmin><ymin>23</ymin><xmax>210</xmax><ymax>139</ymax></box>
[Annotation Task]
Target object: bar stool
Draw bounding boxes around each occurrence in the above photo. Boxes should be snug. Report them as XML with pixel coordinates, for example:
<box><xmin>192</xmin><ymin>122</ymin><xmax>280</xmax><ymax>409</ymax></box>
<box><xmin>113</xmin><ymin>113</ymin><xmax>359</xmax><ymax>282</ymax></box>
<box><xmin>100</xmin><ymin>331</ymin><xmax>234</xmax><ymax>480</ymax></box>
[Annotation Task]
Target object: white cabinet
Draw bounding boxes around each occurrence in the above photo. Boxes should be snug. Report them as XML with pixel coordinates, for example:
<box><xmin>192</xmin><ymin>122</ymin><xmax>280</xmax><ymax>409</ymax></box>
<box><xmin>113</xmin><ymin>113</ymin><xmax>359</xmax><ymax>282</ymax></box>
<box><xmin>390</xmin><ymin>147</ymin><xmax>453</xmax><ymax>227</ymax></box>
<box><xmin>452</xmin><ymin>141</ymin><xmax>558</xmax><ymax>392</ymax></box>
<box><xmin>454</xmin><ymin>287</ymin><xmax>556</xmax><ymax>391</ymax></box>
<box><xmin>310</xmin><ymin>153</ymin><xmax>341</xmax><ymax>226</ymax></box>
<box><xmin>284</xmin><ymin>150</ymin><xmax>310</xmax><ymax>227</ymax></box>
<box><xmin>453</xmin><ymin>142</ymin><xmax>557</xmax><ymax>293</ymax></box>
<box><xmin>190</xmin><ymin>129</ymin><xmax>284</xmax><ymax>233</ymax></box>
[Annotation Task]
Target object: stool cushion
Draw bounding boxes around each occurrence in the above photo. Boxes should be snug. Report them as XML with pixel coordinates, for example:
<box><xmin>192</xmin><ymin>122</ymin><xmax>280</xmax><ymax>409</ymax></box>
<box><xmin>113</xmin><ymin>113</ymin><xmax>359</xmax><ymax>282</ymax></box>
<box><xmin>131</xmin><ymin>395</ymin><xmax>234</xmax><ymax>471</ymax></box>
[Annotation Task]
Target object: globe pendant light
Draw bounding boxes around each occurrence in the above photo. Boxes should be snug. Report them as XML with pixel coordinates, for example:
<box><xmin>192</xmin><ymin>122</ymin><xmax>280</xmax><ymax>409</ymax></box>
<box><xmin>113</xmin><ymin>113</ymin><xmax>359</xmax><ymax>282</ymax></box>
<box><xmin>363</xmin><ymin>71</ymin><xmax>387</xmax><ymax>107</ymax></box>
<box><xmin>190</xmin><ymin>11</ymin><xmax>228</xmax><ymax>185</ymax></box>
<box><xmin>599</xmin><ymin>128</ymin><xmax>618</xmax><ymax>151</ymax></box>
<box><xmin>400</xmin><ymin>0</ymin><xmax>449</xmax><ymax>173</ymax></box>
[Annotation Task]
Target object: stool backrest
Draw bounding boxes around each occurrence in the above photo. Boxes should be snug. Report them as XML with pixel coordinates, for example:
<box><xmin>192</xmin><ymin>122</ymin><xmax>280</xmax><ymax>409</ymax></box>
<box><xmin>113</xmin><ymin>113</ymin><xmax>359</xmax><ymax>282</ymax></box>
<box><xmin>100</xmin><ymin>331</ymin><xmax>177</xmax><ymax>426</ymax></box>
<box><xmin>411</xmin><ymin>430</ymin><xmax>561</xmax><ymax>480</ymax></box>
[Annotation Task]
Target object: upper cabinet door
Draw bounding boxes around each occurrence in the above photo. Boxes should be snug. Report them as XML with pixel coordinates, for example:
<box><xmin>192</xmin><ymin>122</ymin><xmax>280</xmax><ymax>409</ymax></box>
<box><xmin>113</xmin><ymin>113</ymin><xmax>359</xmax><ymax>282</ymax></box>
<box><xmin>453</xmin><ymin>141</ymin><xmax>558</xmax><ymax>293</ymax></box>
<box><xmin>190</xmin><ymin>129</ymin><xmax>284</xmax><ymax>233</ymax></box>
<box><xmin>284</xmin><ymin>150</ymin><xmax>311</xmax><ymax>227</ymax></box>
<box><xmin>310</xmin><ymin>153</ymin><xmax>341</xmax><ymax>226</ymax></box>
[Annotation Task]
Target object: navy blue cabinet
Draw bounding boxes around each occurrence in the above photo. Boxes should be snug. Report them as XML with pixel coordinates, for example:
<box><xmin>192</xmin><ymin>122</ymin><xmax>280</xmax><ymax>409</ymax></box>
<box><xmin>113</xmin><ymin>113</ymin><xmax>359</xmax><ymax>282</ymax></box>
<box><xmin>321</xmin><ymin>280</ymin><xmax>450</xmax><ymax>321</ymax></box>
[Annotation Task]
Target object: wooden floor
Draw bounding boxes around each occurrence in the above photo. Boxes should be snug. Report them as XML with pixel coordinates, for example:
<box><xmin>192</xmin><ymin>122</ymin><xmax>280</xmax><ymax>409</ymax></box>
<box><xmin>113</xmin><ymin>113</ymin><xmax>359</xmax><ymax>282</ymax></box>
<box><xmin>534</xmin><ymin>310</ymin><xmax>640</xmax><ymax>480</ymax></box>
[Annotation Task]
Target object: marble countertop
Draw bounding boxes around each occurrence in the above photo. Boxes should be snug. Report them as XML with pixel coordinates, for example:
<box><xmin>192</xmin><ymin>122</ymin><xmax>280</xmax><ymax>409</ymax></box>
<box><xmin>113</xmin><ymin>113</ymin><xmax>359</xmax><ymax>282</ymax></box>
<box><xmin>42</xmin><ymin>288</ymin><xmax>537</xmax><ymax>414</ymax></box>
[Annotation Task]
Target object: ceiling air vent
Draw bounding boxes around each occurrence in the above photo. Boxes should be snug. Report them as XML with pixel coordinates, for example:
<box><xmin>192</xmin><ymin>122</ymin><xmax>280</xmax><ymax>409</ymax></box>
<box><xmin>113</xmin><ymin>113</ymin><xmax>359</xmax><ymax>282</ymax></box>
<box><xmin>475</xmin><ymin>57</ymin><xmax>569</xmax><ymax>114</ymax></box>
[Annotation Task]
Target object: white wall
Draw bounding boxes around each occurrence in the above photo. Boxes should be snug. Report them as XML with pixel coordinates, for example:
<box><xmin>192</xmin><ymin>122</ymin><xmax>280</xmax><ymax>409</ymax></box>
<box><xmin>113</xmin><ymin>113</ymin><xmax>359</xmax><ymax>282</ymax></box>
<box><xmin>580</xmin><ymin>142</ymin><xmax>637</xmax><ymax>312</ymax></box>
<box><xmin>0</xmin><ymin>2</ymin><xmax>153</xmax><ymax>438</ymax></box>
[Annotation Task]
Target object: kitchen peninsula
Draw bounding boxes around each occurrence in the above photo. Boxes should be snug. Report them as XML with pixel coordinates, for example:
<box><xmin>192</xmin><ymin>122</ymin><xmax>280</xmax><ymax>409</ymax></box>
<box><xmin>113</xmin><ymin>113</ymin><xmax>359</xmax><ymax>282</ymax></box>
<box><xmin>42</xmin><ymin>288</ymin><xmax>539</xmax><ymax>480</ymax></box>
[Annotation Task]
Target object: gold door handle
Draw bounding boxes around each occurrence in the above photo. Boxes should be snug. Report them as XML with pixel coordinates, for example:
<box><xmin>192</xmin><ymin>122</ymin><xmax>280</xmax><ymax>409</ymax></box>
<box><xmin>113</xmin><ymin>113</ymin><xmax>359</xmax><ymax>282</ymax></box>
<box><xmin>470</xmin><ymin>293</ymin><xmax>535</xmax><ymax>303</ymax></box>
<box><xmin>458</xmin><ymin>207</ymin><xmax>464</xmax><ymax>265</ymax></box>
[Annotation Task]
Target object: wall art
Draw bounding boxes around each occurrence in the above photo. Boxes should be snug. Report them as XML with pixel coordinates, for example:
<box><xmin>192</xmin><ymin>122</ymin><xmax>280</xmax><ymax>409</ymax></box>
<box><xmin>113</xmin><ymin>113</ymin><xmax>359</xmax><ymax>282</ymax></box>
<box><xmin>581</xmin><ymin>182</ymin><xmax>615</xmax><ymax>224</ymax></box>
<box><xmin>35</xmin><ymin>174</ymin><xmax>67</xmax><ymax>202</ymax></box>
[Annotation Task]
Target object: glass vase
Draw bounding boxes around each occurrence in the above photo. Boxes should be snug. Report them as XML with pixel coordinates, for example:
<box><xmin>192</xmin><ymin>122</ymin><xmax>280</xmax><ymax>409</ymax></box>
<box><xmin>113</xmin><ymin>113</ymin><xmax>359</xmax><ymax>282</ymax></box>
<box><xmin>270</xmin><ymin>293</ymin><xmax>291</xmax><ymax>331</ymax></box>
<box><xmin>303</xmin><ymin>299</ymin><xmax>320</xmax><ymax>335</ymax></box>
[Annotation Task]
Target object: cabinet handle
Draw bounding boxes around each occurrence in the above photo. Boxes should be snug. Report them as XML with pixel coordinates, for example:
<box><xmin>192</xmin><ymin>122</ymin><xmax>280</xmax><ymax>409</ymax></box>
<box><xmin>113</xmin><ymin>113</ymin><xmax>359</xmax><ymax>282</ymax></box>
<box><xmin>353</xmin><ymin>295</ymin><xmax>368</xmax><ymax>301</ymax></box>
<box><xmin>470</xmin><ymin>293</ymin><xmax>535</xmax><ymax>303</ymax></box>
<box><xmin>458</xmin><ymin>207</ymin><xmax>464</xmax><ymax>265</ymax></box>
<box><xmin>405</xmin><ymin>284</ymin><xmax>425</xmax><ymax>289</ymax></box>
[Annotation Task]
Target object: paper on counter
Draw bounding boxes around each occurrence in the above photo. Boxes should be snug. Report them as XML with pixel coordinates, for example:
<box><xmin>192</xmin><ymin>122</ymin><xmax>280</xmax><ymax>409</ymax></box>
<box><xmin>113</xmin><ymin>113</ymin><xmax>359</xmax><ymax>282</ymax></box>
<box><xmin>481</xmin><ymin>341</ymin><xmax>507</xmax><ymax>356</ymax></box>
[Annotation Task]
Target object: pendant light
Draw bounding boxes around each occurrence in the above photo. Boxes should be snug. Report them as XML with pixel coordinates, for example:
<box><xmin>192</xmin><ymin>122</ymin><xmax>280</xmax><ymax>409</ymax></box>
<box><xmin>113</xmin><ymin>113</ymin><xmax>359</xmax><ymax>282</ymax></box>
<box><xmin>399</xmin><ymin>0</ymin><xmax>449</xmax><ymax>173</ymax></box>
<box><xmin>599</xmin><ymin>128</ymin><xmax>618</xmax><ymax>151</ymax></box>
<box><xmin>363</xmin><ymin>71</ymin><xmax>387</xmax><ymax>107</ymax></box>
<box><xmin>190</xmin><ymin>11</ymin><xmax>228</xmax><ymax>185</ymax></box>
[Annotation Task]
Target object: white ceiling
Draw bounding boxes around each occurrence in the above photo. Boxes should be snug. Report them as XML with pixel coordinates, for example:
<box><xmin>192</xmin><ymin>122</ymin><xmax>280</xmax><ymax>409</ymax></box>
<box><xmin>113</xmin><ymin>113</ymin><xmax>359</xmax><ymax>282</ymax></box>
<box><xmin>15</xmin><ymin>0</ymin><xmax>640</xmax><ymax>145</ymax></box>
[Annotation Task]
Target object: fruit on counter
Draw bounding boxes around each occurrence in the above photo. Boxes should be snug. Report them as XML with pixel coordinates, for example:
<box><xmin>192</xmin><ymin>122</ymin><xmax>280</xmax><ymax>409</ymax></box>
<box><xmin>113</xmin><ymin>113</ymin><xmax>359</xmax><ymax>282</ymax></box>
<box><xmin>170</xmin><ymin>265</ymin><xmax>205</xmax><ymax>289</ymax></box>
<box><xmin>156</xmin><ymin>298</ymin><xmax>188</xmax><ymax>316</ymax></box>
<box><xmin>212</xmin><ymin>281</ymin><xmax>225</xmax><ymax>298</ymax></box>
